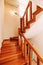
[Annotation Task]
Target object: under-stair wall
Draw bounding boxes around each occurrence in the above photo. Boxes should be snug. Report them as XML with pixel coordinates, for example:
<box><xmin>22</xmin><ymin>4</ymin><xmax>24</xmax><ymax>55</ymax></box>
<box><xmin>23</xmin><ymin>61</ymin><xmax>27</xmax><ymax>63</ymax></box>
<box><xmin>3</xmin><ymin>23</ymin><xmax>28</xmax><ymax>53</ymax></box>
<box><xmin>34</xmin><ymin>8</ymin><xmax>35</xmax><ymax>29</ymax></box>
<box><xmin>0</xmin><ymin>0</ymin><xmax>4</xmax><ymax>49</ymax></box>
<box><xmin>3</xmin><ymin>4</ymin><xmax>20</xmax><ymax>39</ymax></box>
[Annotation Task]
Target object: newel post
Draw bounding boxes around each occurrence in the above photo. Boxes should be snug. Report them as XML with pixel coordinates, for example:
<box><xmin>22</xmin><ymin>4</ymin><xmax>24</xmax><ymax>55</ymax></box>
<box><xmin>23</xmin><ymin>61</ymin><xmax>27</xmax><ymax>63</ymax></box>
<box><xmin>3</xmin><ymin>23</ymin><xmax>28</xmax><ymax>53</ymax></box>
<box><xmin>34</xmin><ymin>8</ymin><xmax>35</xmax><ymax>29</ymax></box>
<box><xmin>37</xmin><ymin>57</ymin><xmax>40</xmax><ymax>65</ymax></box>
<box><xmin>26</xmin><ymin>8</ymin><xmax>28</xmax><ymax>26</ymax></box>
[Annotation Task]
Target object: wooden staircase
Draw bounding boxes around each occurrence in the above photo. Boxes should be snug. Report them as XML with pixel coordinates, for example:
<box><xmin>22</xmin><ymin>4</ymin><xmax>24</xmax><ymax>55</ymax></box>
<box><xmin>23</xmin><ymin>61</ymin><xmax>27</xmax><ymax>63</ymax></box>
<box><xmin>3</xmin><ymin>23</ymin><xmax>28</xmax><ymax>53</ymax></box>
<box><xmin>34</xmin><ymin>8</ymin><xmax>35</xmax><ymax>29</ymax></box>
<box><xmin>0</xmin><ymin>40</ymin><xmax>27</xmax><ymax>65</ymax></box>
<box><xmin>0</xmin><ymin>1</ymin><xmax>43</xmax><ymax>65</ymax></box>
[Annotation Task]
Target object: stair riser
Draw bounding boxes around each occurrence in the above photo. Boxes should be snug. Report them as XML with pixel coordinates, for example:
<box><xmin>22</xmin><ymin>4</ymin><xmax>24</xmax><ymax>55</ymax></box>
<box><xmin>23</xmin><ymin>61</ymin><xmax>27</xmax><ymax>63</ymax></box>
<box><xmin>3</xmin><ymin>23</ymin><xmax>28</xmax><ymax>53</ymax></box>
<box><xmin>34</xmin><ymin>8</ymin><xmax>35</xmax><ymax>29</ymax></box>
<box><xmin>0</xmin><ymin>53</ymin><xmax>23</xmax><ymax>64</ymax></box>
<box><xmin>1</xmin><ymin>48</ymin><xmax>20</xmax><ymax>54</ymax></box>
<box><xmin>1</xmin><ymin>51</ymin><xmax>21</xmax><ymax>55</ymax></box>
<box><xmin>2</xmin><ymin>44</ymin><xmax>17</xmax><ymax>48</ymax></box>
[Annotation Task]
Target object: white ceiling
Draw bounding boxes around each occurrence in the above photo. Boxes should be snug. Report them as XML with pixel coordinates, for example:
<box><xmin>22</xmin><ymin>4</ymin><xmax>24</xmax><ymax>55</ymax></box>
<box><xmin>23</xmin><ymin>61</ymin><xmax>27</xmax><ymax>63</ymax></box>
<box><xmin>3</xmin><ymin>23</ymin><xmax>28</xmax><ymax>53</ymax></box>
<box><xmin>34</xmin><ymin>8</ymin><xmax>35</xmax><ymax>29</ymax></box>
<box><xmin>5</xmin><ymin>0</ymin><xmax>19</xmax><ymax>8</ymax></box>
<box><xmin>5</xmin><ymin>0</ymin><xmax>43</xmax><ymax>8</ymax></box>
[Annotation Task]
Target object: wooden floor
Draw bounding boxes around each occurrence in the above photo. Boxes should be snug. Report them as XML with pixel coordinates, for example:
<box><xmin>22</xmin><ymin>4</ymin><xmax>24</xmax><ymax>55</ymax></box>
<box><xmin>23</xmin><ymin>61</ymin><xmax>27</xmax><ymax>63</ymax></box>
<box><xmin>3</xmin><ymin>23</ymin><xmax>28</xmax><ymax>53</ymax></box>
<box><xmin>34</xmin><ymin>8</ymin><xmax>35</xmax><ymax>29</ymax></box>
<box><xmin>0</xmin><ymin>40</ymin><xmax>26</xmax><ymax>65</ymax></box>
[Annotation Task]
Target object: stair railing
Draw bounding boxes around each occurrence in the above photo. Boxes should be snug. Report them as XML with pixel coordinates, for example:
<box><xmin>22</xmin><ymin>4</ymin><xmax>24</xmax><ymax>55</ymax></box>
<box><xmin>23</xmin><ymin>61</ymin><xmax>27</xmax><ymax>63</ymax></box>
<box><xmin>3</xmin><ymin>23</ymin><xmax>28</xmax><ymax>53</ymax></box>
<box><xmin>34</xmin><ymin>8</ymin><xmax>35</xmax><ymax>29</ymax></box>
<box><xmin>19</xmin><ymin>1</ymin><xmax>43</xmax><ymax>65</ymax></box>
<box><xmin>19</xmin><ymin>31</ymin><xmax>43</xmax><ymax>65</ymax></box>
<box><xmin>20</xmin><ymin>1</ymin><xmax>43</xmax><ymax>33</ymax></box>
<box><xmin>20</xmin><ymin>1</ymin><xmax>32</xmax><ymax>33</ymax></box>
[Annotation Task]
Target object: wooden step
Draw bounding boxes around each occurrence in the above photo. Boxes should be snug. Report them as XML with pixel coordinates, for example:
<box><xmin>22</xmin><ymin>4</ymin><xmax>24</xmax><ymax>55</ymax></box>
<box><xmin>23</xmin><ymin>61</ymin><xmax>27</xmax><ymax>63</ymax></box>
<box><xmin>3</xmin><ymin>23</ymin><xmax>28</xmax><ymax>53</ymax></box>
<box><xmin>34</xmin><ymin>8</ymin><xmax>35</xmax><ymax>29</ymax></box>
<box><xmin>1</xmin><ymin>44</ymin><xmax>21</xmax><ymax>57</ymax></box>
<box><xmin>1</xmin><ymin>57</ymin><xmax>27</xmax><ymax>65</ymax></box>
<box><xmin>1</xmin><ymin>46</ymin><xmax>21</xmax><ymax>54</ymax></box>
<box><xmin>1</xmin><ymin>41</ymin><xmax>20</xmax><ymax>53</ymax></box>
<box><xmin>2</xmin><ymin>41</ymin><xmax>17</xmax><ymax>46</ymax></box>
<box><xmin>1</xmin><ymin>50</ymin><xmax>22</xmax><ymax>57</ymax></box>
<box><xmin>0</xmin><ymin>40</ymin><xmax>26</xmax><ymax>65</ymax></box>
<box><xmin>0</xmin><ymin>53</ymin><xmax>23</xmax><ymax>64</ymax></box>
<box><xmin>10</xmin><ymin>36</ymin><xmax>18</xmax><ymax>41</ymax></box>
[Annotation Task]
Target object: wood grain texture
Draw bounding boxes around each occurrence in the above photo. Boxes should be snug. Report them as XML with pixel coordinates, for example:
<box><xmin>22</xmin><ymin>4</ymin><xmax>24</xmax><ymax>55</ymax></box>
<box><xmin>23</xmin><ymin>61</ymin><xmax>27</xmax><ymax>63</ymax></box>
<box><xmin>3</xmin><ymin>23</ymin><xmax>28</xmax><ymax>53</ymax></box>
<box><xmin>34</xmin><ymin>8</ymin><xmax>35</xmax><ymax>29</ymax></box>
<box><xmin>0</xmin><ymin>40</ymin><xmax>26</xmax><ymax>65</ymax></box>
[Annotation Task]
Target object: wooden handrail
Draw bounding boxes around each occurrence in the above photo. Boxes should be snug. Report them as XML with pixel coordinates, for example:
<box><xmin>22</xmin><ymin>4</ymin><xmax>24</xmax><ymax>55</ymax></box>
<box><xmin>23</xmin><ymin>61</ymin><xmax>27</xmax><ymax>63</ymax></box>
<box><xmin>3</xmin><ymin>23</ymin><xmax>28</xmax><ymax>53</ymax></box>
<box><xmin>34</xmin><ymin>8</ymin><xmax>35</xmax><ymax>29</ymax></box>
<box><xmin>23</xmin><ymin>1</ymin><xmax>32</xmax><ymax>18</ymax></box>
<box><xmin>33</xmin><ymin>6</ymin><xmax>43</xmax><ymax>15</ymax></box>
<box><xmin>19</xmin><ymin>32</ymin><xmax>43</xmax><ymax>63</ymax></box>
<box><xmin>20</xmin><ymin>1</ymin><xmax>43</xmax><ymax>32</ymax></box>
<box><xmin>32</xmin><ymin>6</ymin><xmax>43</xmax><ymax>22</ymax></box>
<box><xmin>27</xmin><ymin>6</ymin><xmax>43</xmax><ymax>26</ymax></box>
<box><xmin>20</xmin><ymin>1</ymin><xmax>32</xmax><ymax>32</ymax></box>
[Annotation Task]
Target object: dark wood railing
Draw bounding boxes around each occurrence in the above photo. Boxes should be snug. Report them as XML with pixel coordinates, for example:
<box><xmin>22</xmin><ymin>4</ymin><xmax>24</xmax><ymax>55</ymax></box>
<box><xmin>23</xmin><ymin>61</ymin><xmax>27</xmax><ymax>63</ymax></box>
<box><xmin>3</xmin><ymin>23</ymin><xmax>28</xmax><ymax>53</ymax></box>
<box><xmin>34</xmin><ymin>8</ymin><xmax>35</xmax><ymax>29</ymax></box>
<box><xmin>20</xmin><ymin>1</ymin><xmax>32</xmax><ymax>33</ymax></box>
<box><xmin>19</xmin><ymin>1</ymin><xmax>43</xmax><ymax>65</ymax></box>
<box><xmin>18</xmin><ymin>32</ymin><xmax>43</xmax><ymax>65</ymax></box>
<box><xmin>20</xmin><ymin>1</ymin><xmax>43</xmax><ymax>33</ymax></box>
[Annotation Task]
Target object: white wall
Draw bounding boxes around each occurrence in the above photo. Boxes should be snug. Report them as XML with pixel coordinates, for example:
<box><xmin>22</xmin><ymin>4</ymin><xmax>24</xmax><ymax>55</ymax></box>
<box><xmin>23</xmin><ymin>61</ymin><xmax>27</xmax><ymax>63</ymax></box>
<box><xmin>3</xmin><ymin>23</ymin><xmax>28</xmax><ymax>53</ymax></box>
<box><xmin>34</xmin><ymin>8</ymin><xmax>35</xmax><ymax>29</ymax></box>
<box><xmin>19</xmin><ymin>0</ymin><xmax>30</xmax><ymax>17</ymax></box>
<box><xmin>30</xmin><ymin>0</ymin><xmax>43</xmax><ymax>8</ymax></box>
<box><xmin>3</xmin><ymin>4</ymin><xmax>20</xmax><ymax>39</ymax></box>
<box><xmin>30</xmin><ymin>30</ymin><xmax>43</xmax><ymax>65</ymax></box>
<box><xmin>25</xmin><ymin>14</ymin><xmax>43</xmax><ymax>38</ymax></box>
<box><xmin>0</xmin><ymin>0</ymin><xmax>4</xmax><ymax>48</ymax></box>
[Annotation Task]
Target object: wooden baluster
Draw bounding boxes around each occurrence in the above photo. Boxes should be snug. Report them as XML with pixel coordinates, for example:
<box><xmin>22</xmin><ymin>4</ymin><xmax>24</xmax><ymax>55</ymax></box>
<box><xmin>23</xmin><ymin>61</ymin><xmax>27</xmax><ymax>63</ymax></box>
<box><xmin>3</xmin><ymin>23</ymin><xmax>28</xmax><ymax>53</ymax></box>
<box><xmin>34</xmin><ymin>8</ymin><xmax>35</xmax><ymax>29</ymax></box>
<box><xmin>22</xmin><ymin>16</ymin><xmax>25</xmax><ymax>32</ymax></box>
<box><xmin>20</xmin><ymin>18</ymin><xmax>22</xmax><ymax>32</ymax></box>
<box><xmin>30</xmin><ymin>1</ymin><xmax>32</xmax><ymax>20</ymax></box>
<box><xmin>18</xmin><ymin>35</ymin><xmax>22</xmax><ymax>51</ymax></box>
<box><xmin>24</xmin><ymin>39</ymin><xmax>25</xmax><ymax>59</ymax></box>
<box><xmin>20</xmin><ymin>17</ymin><xmax>25</xmax><ymax>33</ymax></box>
<box><xmin>18</xmin><ymin>36</ymin><xmax>19</xmax><ymax>47</ymax></box>
<box><xmin>26</xmin><ymin>9</ymin><xmax>28</xmax><ymax>26</ymax></box>
<box><xmin>20</xmin><ymin>35</ymin><xmax>22</xmax><ymax>51</ymax></box>
<box><xmin>18</xmin><ymin>35</ymin><xmax>21</xmax><ymax>50</ymax></box>
<box><xmin>29</xmin><ymin>47</ymin><xmax>32</xmax><ymax>65</ymax></box>
<box><xmin>37</xmin><ymin>57</ymin><xmax>40</xmax><ymax>65</ymax></box>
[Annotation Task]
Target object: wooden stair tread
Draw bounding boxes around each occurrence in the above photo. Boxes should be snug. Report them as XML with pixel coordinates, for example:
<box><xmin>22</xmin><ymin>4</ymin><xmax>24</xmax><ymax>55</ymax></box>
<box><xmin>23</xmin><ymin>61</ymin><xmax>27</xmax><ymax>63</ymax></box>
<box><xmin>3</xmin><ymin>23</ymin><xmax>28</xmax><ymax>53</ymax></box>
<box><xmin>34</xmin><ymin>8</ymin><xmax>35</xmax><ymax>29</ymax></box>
<box><xmin>0</xmin><ymin>40</ymin><xmax>26</xmax><ymax>65</ymax></box>
<box><xmin>0</xmin><ymin>51</ymin><xmax>22</xmax><ymax>57</ymax></box>
<box><xmin>2</xmin><ymin>45</ymin><xmax>20</xmax><ymax>51</ymax></box>
<box><xmin>2</xmin><ymin>41</ymin><xmax>17</xmax><ymax>45</ymax></box>
<box><xmin>10</xmin><ymin>36</ymin><xmax>18</xmax><ymax>41</ymax></box>
<box><xmin>2</xmin><ymin>43</ymin><xmax>17</xmax><ymax>46</ymax></box>
<box><xmin>1</xmin><ymin>49</ymin><xmax>21</xmax><ymax>54</ymax></box>
<box><xmin>1</xmin><ymin>57</ymin><xmax>26</xmax><ymax>65</ymax></box>
<box><xmin>1</xmin><ymin>47</ymin><xmax>21</xmax><ymax>55</ymax></box>
<box><xmin>0</xmin><ymin>53</ymin><xmax>22</xmax><ymax>63</ymax></box>
<box><xmin>1</xmin><ymin>40</ymin><xmax>21</xmax><ymax>54</ymax></box>
<box><xmin>1</xmin><ymin>46</ymin><xmax>21</xmax><ymax>58</ymax></box>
